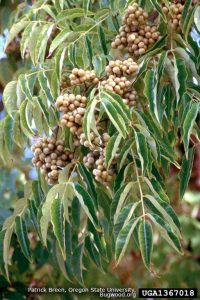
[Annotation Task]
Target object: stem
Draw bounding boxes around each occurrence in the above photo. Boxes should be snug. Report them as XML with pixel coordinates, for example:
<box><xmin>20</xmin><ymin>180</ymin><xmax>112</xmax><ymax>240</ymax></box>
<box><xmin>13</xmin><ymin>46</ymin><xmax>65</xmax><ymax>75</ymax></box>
<box><xmin>55</xmin><ymin>126</ymin><xmax>59</xmax><ymax>139</ymax></box>
<box><xmin>26</xmin><ymin>68</ymin><xmax>54</xmax><ymax>77</ymax></box>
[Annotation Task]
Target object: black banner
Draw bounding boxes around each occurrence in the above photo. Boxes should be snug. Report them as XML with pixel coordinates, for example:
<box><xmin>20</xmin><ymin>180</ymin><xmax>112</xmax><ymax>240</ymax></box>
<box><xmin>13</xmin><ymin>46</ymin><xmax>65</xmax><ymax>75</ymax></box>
<box><xmin>139</xmin><ymin>288</ymin><xmax>198</xmax><ymax>298</ymax></box>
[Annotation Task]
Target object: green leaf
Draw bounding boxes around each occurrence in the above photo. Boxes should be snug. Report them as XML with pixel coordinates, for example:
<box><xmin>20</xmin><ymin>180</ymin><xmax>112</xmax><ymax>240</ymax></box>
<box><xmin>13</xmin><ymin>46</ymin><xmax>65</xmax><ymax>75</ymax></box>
<box><xmin>179</xmin><ymin>147</ymin><xmax>194</xmax><ymax>199</ymax></box>
<box><xmin>0</xmin><ymin>230</ymin><xmax>6</xmax><ymax>271</ymax></box>
<box><xmin>51</xmin><ymin>71</ymin><xmax>60</xmax><ymax>99</ymax></box>
<box><xmin>58</xmin><ymin>164</ymin><xmax>73</xmax><ymax>184</ymax></box>
<box><xmin>101</xmin><ymin>90</ymin><xmax>131</xmax><ymax>122</ymax></box>
<box><xmin>28</xmin><ymin>200</ymin><xmax>42</xmax><ymax>240</ymax></box>
<box><xmin>40</xmin><ymin>183</ymin><xmax>70</xmax><ymax>246</ymax></box>
<box><xmin>40</xmin><ymin>4</ymin><xmax>56</xmax><ymax>19</ymax></box>
<box><xmin>194</xmin><ymin>6</ymin><xmax>200</xmax><ymax>32</ymax></box>
<box><xmin>85</xmin><ymin>235</ymin><xmax>103</xmax><ymax>271</ymax></box>
<box><xmin>174</xmin><ymin>57</ymin><xmax>188</xmax><ymax>104</ymax></box>
<box><xmin>112</xmin><ymin>182</ymin><xmax>135</xmax><ymax>223</ymax></box>
<box><xmin>157</xmin><ymin>51</ymin><xmax>167</xmax><ymax>80</ymax></box>
<box><xmin>71</xmin><ymin>243</ymin><xmax>84</xmax><ymax>285</ymax></box>
<box><xmin>0</xmin><ymin>122</ymin><xmax>4</xmax><ymax>161</ymax></box>
<box><xmin>117</xmin><ymin>138</ymin><xmax>135</xmax><ymax>170</ymax></box>
<box><xmin>181</xmin><ymin>0</ymin><xmax>193</xmax><ymax>28</ymax></box>
<box><xmin>85</xmin><ymin>35</ymin><xmax>93</xmax><ymax>68</ymax></box>
<box><xmin>114</xmin><ymin>202</ymin><xmax>140</xmax><ymax>238</ymax></box>
<box><xmin>3</xmin><ymin>81</ymin><xmax>17</xmax><ymax>116</ymax></box>
<box><xmin>144</xmin><ymin>195</ymin><xmax>181</xmax><ymax>237</ymax></box>
<box><xmin>4</xmin><ymin>115</ymin><xmax>14</xmax><ymax>153</ymax></box>
<box><xmin>56</xmin><ymin>8</ymin><xmax>94</xmax><ymax>22</ymax></box>
<box><xmin>148</xmin><ymin>213</ymin><xmax>182</xmax><ymax>254</ymax></box>
<box><xmin>87</xmin><ymin>221</ymin><xmax>106</xmax><ymax>257</ymax></box>
<box><xmin>77</xmin><ymin>163</ymin><xmax>97</xmax><ymax>202</ymax></box>
<box><xmin>83</xmin><ymin>97</ymin><xmax>99</xmax><ymax>144</ymax></box>
<box><xmin>138</xmin><ymin>111</ymin><xmax>180</xmax><ymax>168</ymax></box>
<box><xmin>55</xmin><ymin>47</ymin><xmax>67</xmax><ymax>79</ymax></box>
<box><xmin>18</xmin><ymin>74</ymin><xmax>35</xmax><ymax>104</ymax></box>
<box><xmin>135</xmin><ymin>131</ymin><xmax>149</xmax><ymax>175</ymax></box>
<box><xmin>115</xmin><ymin>218</ymin><xmax>140</xmax><ymax>265</ymax></box>
<box><xmin>64</xmin><ymin>127</ymin><xmax>74</xmax><ymax>151</ymax></box>
<box><xmin>144</xmin><ymin>70</ymin><xmax>158</xmax><ymax>120</ymax></box>
<box><xmin>105</xmin><ymin>132</ymin><xmax>122</xmax><ymax>169</ymax></box>
<box><xmin>73</xmin><ymin>183</ymin><xmax>99</xmax><ymax>229</ymax></box>
<box><xmin>37</xmin><ymin>96</ymin><xmax>50</xmax><ymax>124</ymax></box>
<box><xmin>35</xmin><ymin>24</ymin><xmax>54</xmax><ymax>63</ymax></box>
<box><xmin>65</xmin><ymin>256</ymin><xmax>75</xmax><ymax>283</ymax></box>
<box><xmin>83</xmin><ymin>0</ymin><xmax>91</xmax><ymax>15</ymax></box>
<box><xmin>58</xmin><ymin>0</ymin><xmax>64</xmax><ymax>10</ymax></box>
<box><xmin>144</xmin><ymin>177</ymin><xmax>170</xmax><ymax>203</ymax></box>
<box><xmin>175</xmin><ymin>48</ymin><xmax>199</xmax><ymax>81</ymax></box>
<box><xmin>71</xmin><ymin>198</ymin><xmax>81</xmax><ymax>229</ymax></box>
<box><xmin>138</xmin><ymin>219</ymin><xmax>153</xmax><ymax>269</ymax></box>
<box><xmin>92</xmin><ymin>55</ymin><xmax>107</xmax><ymax>76</ymax></box>
<box><xmin>101</xmin><ymin>98</ymin><xmax>127</xmax><ymax>138</ymax></box>
<box><xmin>68</xmin><ymin>43</ymin><xmax>77</xmax><ymax>67</ymax></box>
<box><xmin>15</xmin><ymin>216</ymin><xmax>31</xmax><ymax>261</ymax></box>
<box><xmin>114</xmin><ymin>163</ymin><xmax>131</xmax><ymax>193</ymax></box>
<box><xmin>188</xmin><ymin>82</ymin><xmax>200</xmax><ymax>98</ymax></box>
<box><xmin>3</xmin><ymin>198</ymin><xmax>28</xmax><ymax>230</ymax></box>
<box><xmin>96</xmin><ymin>187</ymin><xmax>110</xmax><ymax>221</ymax></box>
<box><xmin>182</xmin><ymin>5</ymin><xmax>195</xmax><ymax>38</ymax></box>
<box><xmin>49</xmin><ymin>30</ymin><xmax>79</xmax><ymax>54</ymax></box>
<box><xmin>74</xmin><ymin>24</ymin><xmax>95</xmax><ymax>33</ymax></box>
<box><xmin>183</xmin><ymin>102</ymin><xmax>199</xmax><ymax>157</ymax></box>
<box><xmin>33</xmin><ymin>102</ymin><xmax>43</xmax><ymax>135</ymax></box>
<box><xmin>5</xmin><ymin>20</ymin><xmax>28</xmax><ymax>49</ymax></box>
<box><xmin>51</xmin><ymin>196</ymin><xmax>66</xmax><ymax>259</ymax></box>
<box><xmin>38</xmin><ymin>71</ymin><xmax>54</xmax><ymax>103</ymax></box>
<box><xmin>20</xmin><ymin>22</ymin><xmax>38</xmax><ymax>59</ymax></box>
<box><xmin>19</xmin><ymin>100</ymin><xmax>34</xmax><ymax>137</ymax></box>
<box><xmin>16</xmin><ymin>79</ymin><xmax>26</xmax><ymax>109</ymax></box>
<box><xmin>3</xmin><ymin>226</ymin><xmax>14</xmax><ymax>280</ymax></box>
<box><xmin>55</xmin><ymin>243</ymin><xmax>71</xmax><ymax>282</ymax></box>
<box><xmin>65</xmin><ymin>222</ymin><xmax>73</xmax><ymax>255</ymax></box>
<box><xmin>98</xmin><ymin>25</ymin><xmax>108</xmax><ymax>55</ymax></box>
<box><xmin>28</xmin><ymin>26</ymin><xmax>42</xmax><ymax>64</ymax></box>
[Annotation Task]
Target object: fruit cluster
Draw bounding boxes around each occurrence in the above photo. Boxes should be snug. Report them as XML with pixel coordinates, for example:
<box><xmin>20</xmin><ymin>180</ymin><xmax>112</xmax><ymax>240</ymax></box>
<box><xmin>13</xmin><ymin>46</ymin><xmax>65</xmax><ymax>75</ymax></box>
<box><xmin>111</xmin><ymin>3</ymin><xmax>160</xmax><ymax>56</ymax></box>
<box><xmin>163</xmin><ymin>2</ymin><xmax>184</xmax><ymax>31</ymax></box>
<box><xmin>105</xmin><ymin>58</ymin><xmax>139</xmax><ymax>77</ymax></box>
<box><xmin>83</xmin><ymin>151</ymin><xmax>99</xmax><ymax>169</ymax></box>
<box><xmin>83</xmin><ymin>150</ymin><xmax>117</xmax><ymax>184</ymax></box>
<box><xmin>79</xmin><ymin>132</ymin><xmax>110</xmax><ymax>150</ymax></box>
<box><xmin>55</xmin><ymin>94</ymin><xmax>87</xmax><ymax>132</ymax></box>
<box><xmin>127</xmin><ymin>25</ymin><xmax>160</xmax><ymax>55</ymax></box>
<box><xmin>31</xmin><ymin>137</ymin><xmax>74</xmax><ymax>185</ymax></box>
<box><xmin>93</xmin><ymin>153</ymin><xmax>116</xmax><ymax>184</ymax></box>
<box><xmin>31</xmin><ymin>7</ymin><xmax>145</xmax><ymax>186</ymax></box>
<box><xmin>123</xmin><ymin>90</ymin><xmax>138</xmax><ymax>108</ymax></box>
<box><xmin>102</xmin><ymin>58</ymin><xmax>139</xmax><ymax>108</ymax></box>
<box><xmin>101</xmin><ymin>75</ymin><xmax>132</xmax><ymax>96</ymax></box>
<box><xmin>72</xmin><ymin>127</ymin><xmax>84</xmax><ymax>147</ymax></box>
<box><xmin>60</xmin><ymin>75</ymin><xmax>70</xmax><ymax>90</ymax></box>
<box><xmin>69</xmin><ymin>68</ymin><xmax>99</xmax><ymax>86</ymax></box>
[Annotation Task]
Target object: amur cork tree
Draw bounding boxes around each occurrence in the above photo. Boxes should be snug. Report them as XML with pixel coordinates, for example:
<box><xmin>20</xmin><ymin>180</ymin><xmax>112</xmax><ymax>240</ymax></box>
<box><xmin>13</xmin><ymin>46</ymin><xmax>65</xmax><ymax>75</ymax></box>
<box><xmin>0</xmin><ymin>0</ymin><xmax>200</xmax><ymax>282</ymax></box>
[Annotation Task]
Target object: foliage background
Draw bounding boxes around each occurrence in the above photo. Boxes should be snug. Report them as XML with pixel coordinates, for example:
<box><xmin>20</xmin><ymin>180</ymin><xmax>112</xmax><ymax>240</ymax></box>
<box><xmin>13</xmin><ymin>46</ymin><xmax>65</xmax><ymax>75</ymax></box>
<box><xmin>0</xmin><ymin>0</ymin><xmax>200</xmax><ymax>299</ymax></box>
